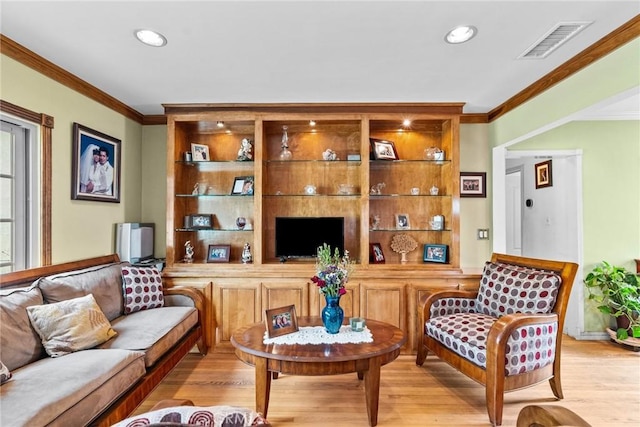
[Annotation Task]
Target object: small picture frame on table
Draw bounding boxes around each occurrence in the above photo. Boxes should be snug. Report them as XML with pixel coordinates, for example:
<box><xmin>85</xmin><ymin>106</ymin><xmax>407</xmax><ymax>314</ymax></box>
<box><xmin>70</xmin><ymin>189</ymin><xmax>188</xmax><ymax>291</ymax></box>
<box><xmin>231</xmin><ymin>176</ymin><xmax>254</xmax><ymax>195</ymax></box>
<box><xmin>423</xmin><ymin>244</ymin><xmax>448</xmax><ymax>263</ymax></box>
<box><xmin>370</xmin><ymin>138</ymin><xmax>399</xmax><ymax>160</ymax></box>
<box><xmin>191</xmin><ymin>143</ymin><xmax>210</xmax><ymax>161</ymax></box>
<box><xmin>265</xmin><ymin>304</ymin><xmax>299</xmax><ymax>338</ymax></box>
<box><xmin>535</xmin><ymin>160</ymin><xmax>553</xmax><ymax>189</ymax></box>
<box><xmin>189</xmin><ymin>214</ymin><xmax>213</xmax><ymax>229</ymax></box>
<box><xmin>370</xmin><ymin>243</ymin><xmax>385</xmax><ymax>264</ymax></box>
<box><xmin>460</xmin><ymin>172</ymin><xmax>487</xmax><ymax>198</ymax></box>
<box><xmin>395</xmin><ymin>213</ymin><xmax>410</xmax><ymax>230</ymax></box>
<box><xmin>206</xmin><ymin>244</ymin><xmax>230</xmax><ymax>263</ymax></box>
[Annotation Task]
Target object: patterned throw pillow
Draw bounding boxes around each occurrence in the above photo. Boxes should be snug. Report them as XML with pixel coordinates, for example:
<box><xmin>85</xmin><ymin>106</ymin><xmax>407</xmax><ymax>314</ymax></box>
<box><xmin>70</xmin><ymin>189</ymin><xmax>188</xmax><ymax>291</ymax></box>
<box><xmin>475</xmin><ymin>261</ymin><xmax>562</xmax><ymax>318</ymax></box>
<box><xmin>26</xmin><ymin>294</ymin><xmax>117</xmax><ymax>357</ymax></box>
<box><xmin>122</xmin><ymin>265</ymin><xmax>164</xmax><ymax>314</ymax></box>
<box><xmin>0</xmin><ymin>360</ymin><xmax>11</xmax><ymax>384</ymax></box>
<box><xmin>111</xmin><ymin>405</ymin><xmax>270</xmax><ymax>427</ymax></box>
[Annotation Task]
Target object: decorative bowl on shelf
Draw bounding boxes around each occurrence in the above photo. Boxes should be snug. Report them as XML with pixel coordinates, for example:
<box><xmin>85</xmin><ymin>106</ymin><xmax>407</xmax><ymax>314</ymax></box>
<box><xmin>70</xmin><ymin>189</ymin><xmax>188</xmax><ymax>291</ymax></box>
<box><xmin>337</xmin><ymin>183</ymin><xmax>357</xmax><ymax>195</ymax></box>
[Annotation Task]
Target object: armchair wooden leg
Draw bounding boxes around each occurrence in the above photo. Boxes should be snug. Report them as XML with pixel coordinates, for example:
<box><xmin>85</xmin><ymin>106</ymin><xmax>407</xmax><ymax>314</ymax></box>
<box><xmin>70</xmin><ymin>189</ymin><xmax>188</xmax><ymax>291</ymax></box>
<box><xmin>548</xmin><ymin>375</ymin><xmax>563</xmax><ymax>399</ymax></box>
<box><xmin>486</xmin><ymin>380</ymin><xmax>505</xmax><ymax>427</ymax></box>
<box><xmin>416</xmin><ymin>340</ymin><xmax>428</xmax><ymax>366</ymax></box>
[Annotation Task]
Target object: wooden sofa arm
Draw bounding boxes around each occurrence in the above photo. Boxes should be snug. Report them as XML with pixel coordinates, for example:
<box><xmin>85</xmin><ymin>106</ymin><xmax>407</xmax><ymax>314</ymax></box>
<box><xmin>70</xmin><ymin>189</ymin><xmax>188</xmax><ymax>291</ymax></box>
<box><xmin>164</xmin><ymin>286</ymin><xmax>208</xmax><ymax>355</ymax></box>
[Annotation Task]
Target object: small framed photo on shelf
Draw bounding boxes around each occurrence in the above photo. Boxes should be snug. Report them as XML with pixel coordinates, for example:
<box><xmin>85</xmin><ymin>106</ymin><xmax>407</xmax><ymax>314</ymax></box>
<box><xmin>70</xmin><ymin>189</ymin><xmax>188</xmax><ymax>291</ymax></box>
<box><xmin>188</xmin><ymin>214</ymin><xmax>213</xmax><ymax>229</ymax></box>
<box><xmin>190</xmin><ymin>143</ymin><xmax>210</xmax><ymax>161</ymax></box>
<box><xmin>265</xmin><ymin>304</ymin><xmax>299</xmax><ymax>338</ymax></box>
<box><xmin>206</xmin><ymin>244</ymin><xmax>231</xmax><ymax>263</ymax></box>
<box><xmin>423</xmin><ymin>244</ymin><xmax>448</xmax><ymax>263</ymax></box>
<box><xmin>370</xmin><ymin>243</ymin><xmax>385</xmax><ymax>264</ymax></box>
<box><xmin>370</xmin><ymin>138</ymin><xmax>399</xmax><ymax>160</ymax></box>
<box><xmin>395</xmin><ymin>213</ymin><xmax>410</xmax><ymax>230</ymax></box>
<box><xmin>535</xmin><ymin>160</ymin><xmax>553</xmax><ymax>189</ymax></box>
<box><xmin>231</xmin><ymin>176</ymin><xmax>254</xmax><ymax>195</ymax></box>
<box><xmin>460</xmin><ymin>172</ymin><xmax>487</xmax><ymax>198</ymax></box>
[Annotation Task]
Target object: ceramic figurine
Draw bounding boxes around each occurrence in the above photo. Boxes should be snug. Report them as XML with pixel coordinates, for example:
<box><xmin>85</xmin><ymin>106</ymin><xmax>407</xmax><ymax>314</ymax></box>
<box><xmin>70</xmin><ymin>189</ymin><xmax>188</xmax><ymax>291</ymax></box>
<box><xmin>241</xmin><ymin>242</ymin><xmax>252</xmax><ymax>264</ymax></box>
<box><xmin>184</xmin><ymin>240</ymin><xmax>194</xmax><ymax>263</ymax></box>
<box><xmin>237</xmin><ymin>138</ymin><xmax>253</xmax><ymax>161</ymax></box>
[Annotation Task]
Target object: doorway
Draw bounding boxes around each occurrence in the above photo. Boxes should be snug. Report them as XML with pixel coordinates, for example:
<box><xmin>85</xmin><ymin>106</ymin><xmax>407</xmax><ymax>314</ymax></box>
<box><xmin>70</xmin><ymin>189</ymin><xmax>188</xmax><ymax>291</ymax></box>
<box><xmin>495</xmin><ymin>149</ymin><xmax>584</xmax><ymax>337</ymax></box>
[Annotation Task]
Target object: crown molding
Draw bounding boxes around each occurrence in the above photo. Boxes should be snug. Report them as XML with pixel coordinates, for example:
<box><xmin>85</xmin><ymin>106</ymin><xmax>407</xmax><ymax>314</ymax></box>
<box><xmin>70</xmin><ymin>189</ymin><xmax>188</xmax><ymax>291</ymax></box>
<box><xmin>488</xmin><ymin>14</ymin><xmax>640</xmax><ymax>122</ymax></box>
<box><xmin>3</xmin><ymin>13</ymin><xmax>638</xmax><ymax>127</ymax></box>
<box><xmin>0</xmin><ymin>34</ymin><xmax>144</xmax><ymax>124</ymax></box>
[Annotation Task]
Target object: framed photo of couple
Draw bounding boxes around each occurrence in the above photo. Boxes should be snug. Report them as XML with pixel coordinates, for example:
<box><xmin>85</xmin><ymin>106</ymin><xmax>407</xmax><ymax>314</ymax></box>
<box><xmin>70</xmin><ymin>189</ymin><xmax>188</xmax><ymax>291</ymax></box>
<box><xmin>71</xmin><ymin>123</ymin><xmax>121</xmax><ymax>203</ymax></box>
<box><xmin>265</xmin><ymin>305</ymin><xmax>299</xmax><ymax>338</ymax></box>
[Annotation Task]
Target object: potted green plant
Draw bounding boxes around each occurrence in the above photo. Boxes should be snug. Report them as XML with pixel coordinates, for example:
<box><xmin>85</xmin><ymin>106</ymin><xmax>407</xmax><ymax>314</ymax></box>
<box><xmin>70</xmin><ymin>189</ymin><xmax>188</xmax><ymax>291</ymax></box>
<box><xmin>584</xmin><ymin>261</ymin><xmax>640</xmax><ymax>340</ymax></box>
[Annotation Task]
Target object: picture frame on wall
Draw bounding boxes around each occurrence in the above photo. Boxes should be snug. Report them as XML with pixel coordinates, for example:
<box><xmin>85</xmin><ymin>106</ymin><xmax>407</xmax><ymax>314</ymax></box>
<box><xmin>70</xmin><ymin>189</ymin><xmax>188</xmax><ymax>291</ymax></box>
<box><xmin>370</xmin><ymin>138</ymin><xmax>399</xmax><ymax>160</ymax></box>
<box><xmin>191</xmin><ymin>143</ymin><xmax>210</xmax><ymax>161</ymax></box>
<box><xmin>535</xmin><ymin>160</ymin><xmax>553</xmax><ymax>189</ymax></box>
<box><xmin>369</xmin><ymin>243</ymin><xmax>385</xmax><ymax>264</ymax></box>
<box><xmin>206</xmin><ymin>244</ymin><xmax>231</xmax><ymax>263</ymax></box>
<box><xmin>265</xmin><ymin>304</ymin><xmax>299</xmax><ymax>338</ymax></box>
<box><xmin>460</xmin><ymin>172</ymin><xmax>487</xmax><ymax>198</ymax></box>
<box><xmin>423</xmin><ymin>244</ymin><xmax>448</xmax><ymax>263</ymax></box>
<box><xmin>71</xmin><ymin>122</ymin><xmax>121</xmax><ymax>203</ymax></box>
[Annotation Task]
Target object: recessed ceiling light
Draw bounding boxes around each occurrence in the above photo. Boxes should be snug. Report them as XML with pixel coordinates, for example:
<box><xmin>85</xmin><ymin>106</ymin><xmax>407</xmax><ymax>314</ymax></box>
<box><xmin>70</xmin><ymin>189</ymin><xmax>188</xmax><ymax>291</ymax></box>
<box><xmin>445</xmin><ymin>25</ymin><xmax>477</xmax><ymax>44</ymax></box>
<box><xmin>134</xmin><ymin>29</ymin><xmax>167</xmax><ymax>47</ymax></box>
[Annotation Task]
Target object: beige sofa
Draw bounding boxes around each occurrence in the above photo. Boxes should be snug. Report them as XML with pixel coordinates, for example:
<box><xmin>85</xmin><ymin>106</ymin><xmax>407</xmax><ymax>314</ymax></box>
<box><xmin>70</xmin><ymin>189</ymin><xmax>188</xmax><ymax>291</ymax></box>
<box><xmin>0</xmin><ymin>254</ymin><xmax>207</xmax><ymax>427</ymax></box>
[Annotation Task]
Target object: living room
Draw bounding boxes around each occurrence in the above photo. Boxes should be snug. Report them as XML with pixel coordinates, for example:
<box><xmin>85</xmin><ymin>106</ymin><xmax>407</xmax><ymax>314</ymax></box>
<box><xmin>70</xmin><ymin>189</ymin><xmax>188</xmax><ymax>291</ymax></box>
<box><xmin>1</xmin><ymin>1</ymin><xmax>639</xmax><ymax>426</ymax></box>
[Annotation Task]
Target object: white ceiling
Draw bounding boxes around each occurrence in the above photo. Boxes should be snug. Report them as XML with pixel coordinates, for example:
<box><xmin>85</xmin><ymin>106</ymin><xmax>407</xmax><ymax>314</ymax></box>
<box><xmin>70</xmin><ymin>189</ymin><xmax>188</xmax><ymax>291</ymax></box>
<box><xmin>1</xmin><ymin>1</ymin><xmax>639</xmax><ymax>116</ymax></box>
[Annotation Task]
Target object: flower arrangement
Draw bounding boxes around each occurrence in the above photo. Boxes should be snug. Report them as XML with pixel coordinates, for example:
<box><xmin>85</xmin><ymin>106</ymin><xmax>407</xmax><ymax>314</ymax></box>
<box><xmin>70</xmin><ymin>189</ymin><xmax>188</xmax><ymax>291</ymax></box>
<box><xmin>311</xmin><ymin>243</ymin><xmax>354</xmax><ymax>297</ymax></box>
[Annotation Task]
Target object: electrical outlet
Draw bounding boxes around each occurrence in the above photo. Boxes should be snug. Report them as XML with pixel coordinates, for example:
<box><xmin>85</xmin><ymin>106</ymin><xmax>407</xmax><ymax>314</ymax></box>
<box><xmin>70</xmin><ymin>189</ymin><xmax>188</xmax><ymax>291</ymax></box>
<box><xmin>477</xmin><ymin>229</ymin><xmax>489</xmax><ymax>240</ymax></box>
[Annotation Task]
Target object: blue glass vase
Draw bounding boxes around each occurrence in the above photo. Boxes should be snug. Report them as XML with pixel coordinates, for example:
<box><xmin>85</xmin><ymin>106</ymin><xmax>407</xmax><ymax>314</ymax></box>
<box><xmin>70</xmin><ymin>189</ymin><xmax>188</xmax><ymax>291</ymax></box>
<box><xmin>322</xmin><ymin>295</ymin><xmax>344</xmax><ymax>334</ymax></box>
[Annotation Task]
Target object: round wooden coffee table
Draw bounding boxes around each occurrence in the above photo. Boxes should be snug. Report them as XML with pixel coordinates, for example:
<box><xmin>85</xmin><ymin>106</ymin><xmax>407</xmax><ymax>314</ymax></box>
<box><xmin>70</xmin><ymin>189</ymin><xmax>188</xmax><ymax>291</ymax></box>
<box><xmin>231</xmin><ymin>316</ymin><xmax>406</xmax><ymax>426</ymax></box>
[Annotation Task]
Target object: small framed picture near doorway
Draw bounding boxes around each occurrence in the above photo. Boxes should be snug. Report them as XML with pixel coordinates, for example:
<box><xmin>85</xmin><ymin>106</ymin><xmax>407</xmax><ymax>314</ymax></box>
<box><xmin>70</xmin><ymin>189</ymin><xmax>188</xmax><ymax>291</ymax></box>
<box><xmin>265</xmin><ymin>304</ymin><xmax>299</xmax><ymax>338</ymax></box>
<box><xmin>460</xmin><ymin>172</ymin><xmax>486</xmax><ymax>198</ymax></box>
<box><xmin>535</xmin><ymin>160</ymin><xmax>553</xmax><ymax>189</ymax></box>
<box><xmin>71</xmin><ymin>122</ymin><xmax>121</xmax><ymax>203</ymax></box>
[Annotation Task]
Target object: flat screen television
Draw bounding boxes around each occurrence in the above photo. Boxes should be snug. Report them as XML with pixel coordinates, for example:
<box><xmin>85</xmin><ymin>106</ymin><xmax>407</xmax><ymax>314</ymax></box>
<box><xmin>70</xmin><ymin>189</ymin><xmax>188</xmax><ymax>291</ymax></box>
<box><xmin>115</xmin><ymin>222</ymin><xmax>155</xmax><ymax>263</ymax></box>
<box><xmin>275</xmin><ymin>217</ymin><xmax>344</xmax><ymax>260</ymax></box>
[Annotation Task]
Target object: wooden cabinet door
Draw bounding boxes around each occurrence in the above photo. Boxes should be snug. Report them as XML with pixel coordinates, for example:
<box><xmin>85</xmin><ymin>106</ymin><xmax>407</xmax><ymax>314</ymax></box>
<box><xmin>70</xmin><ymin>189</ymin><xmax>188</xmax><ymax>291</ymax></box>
<box><xmin>360</xmin><ymin>281</ymin><xmax>407</xmax><ymax>350</ymax></box>
<box><xmin>213</xmin><ymin>279</ymin><xmax>261</xmax><ymax>352</ymax></box>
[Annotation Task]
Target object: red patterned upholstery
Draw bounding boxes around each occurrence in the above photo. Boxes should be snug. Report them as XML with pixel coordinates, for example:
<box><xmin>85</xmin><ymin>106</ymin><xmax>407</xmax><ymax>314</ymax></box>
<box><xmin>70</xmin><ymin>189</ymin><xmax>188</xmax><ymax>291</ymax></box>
<box><xmin>476</xmin><ymin>262</ymin><xmax>561</xmax><ymax>317</ymax></box>
<box><xmin>416</xmin><ymin>253</ymin><xmax>578</xmax><ymax>426</ymax></box>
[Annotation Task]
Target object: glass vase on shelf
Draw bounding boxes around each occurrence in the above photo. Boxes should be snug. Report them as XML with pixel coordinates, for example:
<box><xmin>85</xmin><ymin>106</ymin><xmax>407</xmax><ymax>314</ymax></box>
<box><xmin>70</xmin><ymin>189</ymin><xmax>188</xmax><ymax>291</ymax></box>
<box><xmin>279</xmin><ymin>125</ymin><xmax>293</xmax><ymax>160</ymax></box>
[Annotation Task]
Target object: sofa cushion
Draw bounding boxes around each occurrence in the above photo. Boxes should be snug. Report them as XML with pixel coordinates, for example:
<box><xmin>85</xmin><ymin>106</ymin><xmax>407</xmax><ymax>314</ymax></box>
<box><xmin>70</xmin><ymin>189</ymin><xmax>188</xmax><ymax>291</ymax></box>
<box><xmin>0</xmin><ymin>360</ymin><xmax>11</xmax><ymax>384</ymax></box>
<box><xmin>112</xmin><ymin>405</ymin><xmax>271</xmax><ymax>427</ymax></box>
<box><xmin>475</xmin><ymin>261</ymin><xmax>561</xmax><ymax>318</ymax></box>
<box><xmin>0</xmin><ymin>349</ymin><xmax>146</xmax><ymax>427</ymax></box>
<box><xmin>99</xmin><ymin>306</ymin><xmax>198</xmax><ymax>367</ymax></box>
<box><xmin>122</xmin><ymin>265</ymin><xmax>164</xmax><ymax>314</ymax></box>
<box><xmin>27</xmin><ymin>294</ymin><xmax>117</xmax><ymax>357</ymax></box>
<box><xmin>0</xmin><ymin>285</ymin><xmax>45</xmax><ymax>371</ymax></box>
<box><xmin>426</xmin><ymin>312</ymin><xmax>497</xmax><ymax>369</ymax></box>
<box><xmin>38</xmin><ymin>262</ymin><xmax>126</xmax><ymax>321</ymax></box>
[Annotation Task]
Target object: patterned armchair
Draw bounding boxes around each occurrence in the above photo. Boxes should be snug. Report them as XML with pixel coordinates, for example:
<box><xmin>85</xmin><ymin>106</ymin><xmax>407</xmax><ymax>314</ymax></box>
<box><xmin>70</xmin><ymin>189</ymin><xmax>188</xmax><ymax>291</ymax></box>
<box><xmin>416</xmin><ymin>253</ymin><xmax>578</xmax><ymax>426</ymax></box>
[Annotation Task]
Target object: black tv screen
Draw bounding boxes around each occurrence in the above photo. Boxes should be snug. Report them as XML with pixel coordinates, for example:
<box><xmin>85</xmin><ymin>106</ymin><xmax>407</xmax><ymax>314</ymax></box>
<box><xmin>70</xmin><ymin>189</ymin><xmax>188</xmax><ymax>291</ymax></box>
<box><xmin>275</xmin><ymin>217</ymin><xmax>344</xmax><ymax>259</ymax></box>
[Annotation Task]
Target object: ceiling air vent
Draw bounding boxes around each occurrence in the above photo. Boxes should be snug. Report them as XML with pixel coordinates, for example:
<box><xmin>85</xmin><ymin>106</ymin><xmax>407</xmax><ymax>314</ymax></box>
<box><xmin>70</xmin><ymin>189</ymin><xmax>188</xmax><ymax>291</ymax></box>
<box><xmin>518</xmin><ymin>21</ymin><xmax>592</xmax><ymax>59</ymax></box>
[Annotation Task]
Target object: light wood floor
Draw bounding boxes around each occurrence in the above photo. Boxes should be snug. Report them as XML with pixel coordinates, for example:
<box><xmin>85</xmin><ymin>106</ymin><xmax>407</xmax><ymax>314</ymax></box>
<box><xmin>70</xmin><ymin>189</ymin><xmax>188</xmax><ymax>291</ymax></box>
<box><xmin>135</xmin><ymin>336</ymin><xmax>640</xmax><ymax>426</ymax></box>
